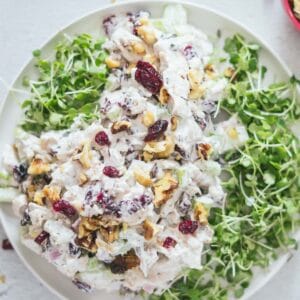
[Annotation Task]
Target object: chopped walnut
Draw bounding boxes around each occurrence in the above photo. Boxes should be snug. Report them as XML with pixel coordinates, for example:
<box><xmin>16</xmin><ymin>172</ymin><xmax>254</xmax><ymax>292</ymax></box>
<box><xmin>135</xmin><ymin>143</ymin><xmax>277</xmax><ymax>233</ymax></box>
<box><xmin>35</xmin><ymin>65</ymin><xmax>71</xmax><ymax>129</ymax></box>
<box><xmin>188</xmin><ymin>69</ymin><xmax>202</xmax><ymax>89</ymax></box>
<box><xmin>130</xmin><ymin>41</ymin><xmax>146</xmax><ymax>55</ymax></box>
<box><xmin>204</xmin><ymin>64</ymin><xmax>216</xmax><ymax>79</ymax></box>
<box><xmin>79</xmin><ymin>140</ymin><xmax>92</xmax><ymax>169</ymax></box>
<box><xmin>143</xmin><ymin>151</ymin><xmax>154</xmax><ymax>162</ymax></box>
<box><xmin>33</xmin><ymin>190</ymin><xmax>44</xmax><ymax>206</ymax></box>
<box><xmin>76</xmin><ymin>217</ymin><xmax>121</xmax><ymax>252</ymax></box>
<box><xmin>76</xmin><ymin>235</ymin><xmax>98</xmax><ymax>253</ymax></box>
<box><xmin>111</xmin><ymin>120</ymin><xmax>131</xmax><ymax>134</ymax></box>
<box><xmin>143</xmin><ymin>136</ymin><xmax>175</xmax><ymax>161</ymax></box>
<box><xmin>189</xmin><ymin>85</ymin><xmax>206</xmax><ymax>100</ymax></box>
<box><xmin>159</xmin><ymin>87</ymin><xmax>170</xmax><ymax>104</ymax></box>
<box><xmin>143</xmin><ymin>219</ymin><xmax>157</xmax><ymax>240</ymax></box>
<box><xmin>142</xmin><ymin>111</ymin><xmax>155</xmax><ymax>127</ymax></box>
<box><xmin>105</xmin><ymin>57</ymin><xmax>121</xmax><ymax>69</ymax></box>
<box><xmin>78</xmin><ymin>217</ymin><xmax>101</xmax><ymax>238</ymax></box>
<box><xmin>143</xmin><ymin>54</ymin><xmax>157</xmax><ymax>65</ymax></box>
<box><xmin>194</xmin><ymin>203</ymin><xmax>208</xmax><ymax>225</ymax></box>
<box><xmin>196</xmin><ymin>143</ymin><xmax>213</xmax><ymax>160</ymax></box>
<box><xmin>170</xmin><ymin>116</ymin><xmax>178</xmax><ymax>131</ymax></box>
<box><xmin>188</xmin><ymin>69</ymin><xmax>205</xmax><ymax>99</ymax></box>
<box><xmin>153</xmin><ymin>172</ymin><xmax>178</xmax><ymax>207</ymax></box>
<box><xmin>76</xmin><ymin>217</ymin><xmax>99</xmax><ymax>253</ymax></box>
<box><xmin>126</xmin><ymin>62</ymin><xmax>137</xmax><ymax>74</ymax></box>
<box><xmin>28</xmin><ymin>158</ymin><xmax>50</xmax><ymax>175</ymax></box>
<box><xmin>79</xmin><ymin>173</ymin><xmax>88</xmax><ymax>186</ymax></box>
<box><xmin>224</xmin><ymin>67</ymin><xmax>235</xmax><ymax>79</ymax></box>
<box><xmin>136</xmin><ymin>25</ymin><xmax>157</xmax><ymax>45</ymax></box>
<box><xmin>109</xmin><ymin>249</ymin><xmax>140</xmax><ymax>274</ymax></box>
<box><xmin>99</xmin><ymin>226</ymin><xmax>119</xmax><ymax>243</ymax></box>
<box><xmin>42</xmin><ymin>185</ymin><xmax>61</xmax><ymax>202</ymax></box>
<box><xmin>26</xmin><ymin>184</ymin><xmax>36</xmax><ymax>200</ymax></box>
<box><xmin>134</xmin><ymin>169</ymin><xmax>153</xmax><ymax>187</ymax></box>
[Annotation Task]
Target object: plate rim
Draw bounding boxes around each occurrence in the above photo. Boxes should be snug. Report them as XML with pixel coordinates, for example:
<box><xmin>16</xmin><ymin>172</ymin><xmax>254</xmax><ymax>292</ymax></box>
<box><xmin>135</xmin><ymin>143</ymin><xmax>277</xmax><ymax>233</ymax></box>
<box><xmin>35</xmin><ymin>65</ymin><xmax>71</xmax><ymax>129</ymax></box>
<box><xmin>0</xmin><ymin>1</ymin><xmax>297</xmax><ymax>300</ymax></box>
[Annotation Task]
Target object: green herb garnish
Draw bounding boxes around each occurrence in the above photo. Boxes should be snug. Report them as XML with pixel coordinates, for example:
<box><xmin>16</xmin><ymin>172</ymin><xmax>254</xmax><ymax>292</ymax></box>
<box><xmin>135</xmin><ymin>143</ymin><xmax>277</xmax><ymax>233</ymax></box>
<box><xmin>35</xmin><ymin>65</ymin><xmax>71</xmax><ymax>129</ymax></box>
<box><xmin>21</xmin><ymin>34</ymin><xmax>109</xmax><ymax>133</ymax></box>
<box><xmin>154</xmin><ymin>35</ymin><xmax>300</xmax><ymax>300</ymax></box>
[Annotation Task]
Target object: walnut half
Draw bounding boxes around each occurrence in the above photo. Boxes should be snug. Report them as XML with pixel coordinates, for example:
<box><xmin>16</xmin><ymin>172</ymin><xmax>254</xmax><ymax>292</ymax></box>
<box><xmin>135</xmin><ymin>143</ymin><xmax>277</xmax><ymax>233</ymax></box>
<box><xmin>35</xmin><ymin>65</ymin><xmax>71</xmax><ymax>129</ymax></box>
<box><xmin>111</xmin><ymin>120</ymin><xmax>131</xmax><ymax>134</ymax></box>
<box><xmin>143</xmin><ymin>136</ymin><xmax>175</xmax><ymax>161</ymax></box>
<box><xmin>75</xmin><ymin>235</ymin><xmax>98</xmax><ymax>253</ymax></box>
<box><xmin>153</xmin><ymin>172</ymin><xmax>178</xmax><ymax>207</ymax></box>
<box><xmin>28</xmin><ymin>158</ymin><xmax>50</xmax><ymax>175</ymax></box>
<box><xmin>196</xmin><ymin>143</ymin><xmax>213</xmax><ymax>160</ymax></box>
<box><xmin>134</xmin><ymin>169</ymin><xmax>153</xmax><ymax>187</ymax></box>
<box><xmin>42</xmin><ymin>185</ymin><xmax>61</xmax><ymax>203</ymax></box>
<box><xmin>108</xmin><ymin>249</ymin><xmax>140</xmax><ymax>274</ymax></box>
<box><xmin>78</xmin><ymin>217</ymin><xmax>120</xmax><ymax>245</ymax></box>
<box><xmin>143</xmin><ymin>219</ymin><xmax>157</xmax><ymax>240</ymax></box>
<box><xmin>99</xmin><ymin>226</ymin><xmax>119</xmax><ymax>243</ymax></box>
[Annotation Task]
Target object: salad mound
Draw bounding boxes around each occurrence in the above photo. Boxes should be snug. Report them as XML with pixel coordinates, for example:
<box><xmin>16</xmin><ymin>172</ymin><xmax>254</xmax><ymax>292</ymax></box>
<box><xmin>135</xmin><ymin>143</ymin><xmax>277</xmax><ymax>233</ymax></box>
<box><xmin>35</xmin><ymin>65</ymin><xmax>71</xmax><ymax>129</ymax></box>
<box><xmin>0</xmin><ymin>4</ymin><xmax>299</xmax><ymax>300</ymax></box>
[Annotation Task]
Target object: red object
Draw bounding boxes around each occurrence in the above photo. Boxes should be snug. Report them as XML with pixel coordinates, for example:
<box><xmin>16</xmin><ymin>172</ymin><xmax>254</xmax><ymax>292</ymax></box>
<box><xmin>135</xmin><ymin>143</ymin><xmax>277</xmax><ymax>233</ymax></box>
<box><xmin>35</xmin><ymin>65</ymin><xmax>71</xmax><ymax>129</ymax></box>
<box><xmin>178</xmin><ymin>220</ymin><xmax>198</xmax><ymax>234</ymax></box>
<box><xmin>34</xmin><ymin>231</ymin><xmax>50</xmax><ymax>245</ymax></box>
<box><xmin>103</xmin><ymin>166</ymin><xmax>120</xmax><ymax>178</ymax></box>
<box><xmin>135</xmin><ymin>61</ymin><xmax>163</xmax><ymax>94</ymax></box>
<box><xmin>144</xmin><ymin>120</ymin><xmax>168</xmax><ymax>142</ymax></box>
<box><xmin>2</xmin><ymin>239</ymin><xmax>13</xmax><ymax>250</ymax></box>
<box><xmin>282</xmin><ymin>0</ymin><xmax>300</xmax><ymax>30</ymax></box>
<box><xmin>53</xmin><ymin>200</ymin><xmax>77</xmax><ymax>217</ymax></box>
<box><xmin>163</xmin><ymin>237</ymin><xmax>177</xmax><ymax>248</ymax></box>
<box><xmin>96</xmin><ymin>192</ymin><xmax>104</xmax><ymax>202</ymax></box>
<box><xmin>95</xmin><ymin>131</ymin><xmax>110</xmax><ymax>146</ymax></box>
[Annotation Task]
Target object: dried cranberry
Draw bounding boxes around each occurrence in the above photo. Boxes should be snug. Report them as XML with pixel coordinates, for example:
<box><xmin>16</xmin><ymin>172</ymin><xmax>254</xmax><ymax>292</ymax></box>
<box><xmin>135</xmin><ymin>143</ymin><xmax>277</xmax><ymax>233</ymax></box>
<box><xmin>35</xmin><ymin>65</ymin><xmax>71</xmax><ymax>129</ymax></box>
<box><xmin>182</xmin><ymin>45</ymin><xmax>196</xmax><ymax>59</ymax></box>
<box><xmin>96</xmin><ymin>192</ymin><xmax>104</xmax><ymax>203</ymax></box>
<box><xmin>144</xmin><ymin>120</ymin><xmax>168</xmax><ymax>142</ymax></box>
<box><xmin>13</xmin><ymin>163</ymin><xmax>28</xmax><ymax>183</ymax></box>
<box><xmin>135</xmin><ymin>61</ymin><xmax>163</xmax><ymax>94</ymax></box>
<box><xmin>163</xmin><ymin>237</ymin><xmax>177</xmax><ymax>249</ymax></box>
<box><xmin>95</xmin><ymin>131</ymin><xmax>110</xmax><ymax>146</ymax></box>
<box><xmin>178</xmin><ymin>220</ymin><xmax>198</xmax><ymax>234</ymax></box>
<box><xmin>103</xmin><ymin>166</ymin><xmax>120</xmax><ymax>178</ymax></box>
<box><xmin>34</xmin><ymin>231</ymin><xmax>50</xmax><ymax>245</ymax></box>
<box><xmin>2</xmin><ymin>239</ymin><xmax>13</xmax><ymax>250</ymax></box>
<box><xmin>139</xmin><ymin>194</ymin><xmax>152</xmax><ymax>206</ymax></box>
<box><xmin>72</xmin><ymin>279</ymin><xmax>91</xmax><ymax>293</ymax></box>
<box><xmin>53</xmin><ymin>200</ymin><xmax>77</xmax><ymax>217</ymax></box>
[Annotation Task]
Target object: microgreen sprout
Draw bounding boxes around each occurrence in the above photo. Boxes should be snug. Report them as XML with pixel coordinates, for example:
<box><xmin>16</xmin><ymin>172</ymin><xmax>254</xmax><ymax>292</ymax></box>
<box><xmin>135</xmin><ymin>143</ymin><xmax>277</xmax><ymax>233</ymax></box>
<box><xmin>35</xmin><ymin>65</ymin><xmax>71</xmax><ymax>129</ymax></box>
<box><xmin>154</xmin><ymin>34</ymin><xmax>300</xmax><ymax>300</ymax></box>
<box><xmin>21</xmin><ymin>34</ymin><xmax>109</xmax><ymax>134</ymax></box>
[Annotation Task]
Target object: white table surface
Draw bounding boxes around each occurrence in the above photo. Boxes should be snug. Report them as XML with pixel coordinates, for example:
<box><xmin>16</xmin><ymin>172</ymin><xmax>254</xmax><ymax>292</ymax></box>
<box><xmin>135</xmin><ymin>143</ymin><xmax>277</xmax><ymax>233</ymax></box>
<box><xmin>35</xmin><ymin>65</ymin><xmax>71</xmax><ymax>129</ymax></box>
<box><xmin>0</xmin><ymin>0</ymin><xmax>299</xmax><ymax>299</ymax></box>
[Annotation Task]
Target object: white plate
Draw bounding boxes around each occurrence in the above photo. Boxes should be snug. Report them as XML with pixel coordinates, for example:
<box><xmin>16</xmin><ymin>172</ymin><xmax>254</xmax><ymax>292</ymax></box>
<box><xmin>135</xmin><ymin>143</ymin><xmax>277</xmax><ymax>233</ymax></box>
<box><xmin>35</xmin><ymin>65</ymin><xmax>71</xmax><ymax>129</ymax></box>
<box><xmin>0</xmin><ymin>1</ymin><xmax>298</xmax><ymax>299</ymax></box>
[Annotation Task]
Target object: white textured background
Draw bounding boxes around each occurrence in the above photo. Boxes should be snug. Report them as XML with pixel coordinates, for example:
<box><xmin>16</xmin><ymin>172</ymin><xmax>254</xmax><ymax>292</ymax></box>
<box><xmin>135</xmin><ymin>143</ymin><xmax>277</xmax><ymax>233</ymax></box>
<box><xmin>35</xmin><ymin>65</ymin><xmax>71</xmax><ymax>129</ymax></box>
<box><xmin>0</xmin><ymin>0</ymin><xmax>299</xmax><ymax>299</ymax></box>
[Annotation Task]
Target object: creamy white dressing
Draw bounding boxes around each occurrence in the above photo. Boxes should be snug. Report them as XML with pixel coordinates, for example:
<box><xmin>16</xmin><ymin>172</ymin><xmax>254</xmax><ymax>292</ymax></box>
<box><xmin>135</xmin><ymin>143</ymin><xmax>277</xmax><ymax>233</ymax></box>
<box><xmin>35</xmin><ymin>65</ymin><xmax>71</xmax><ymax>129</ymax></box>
<box><xmin>1</xmin><ymin>5</ymin><xmax>249</xmax><ymax>297</ymax></box>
